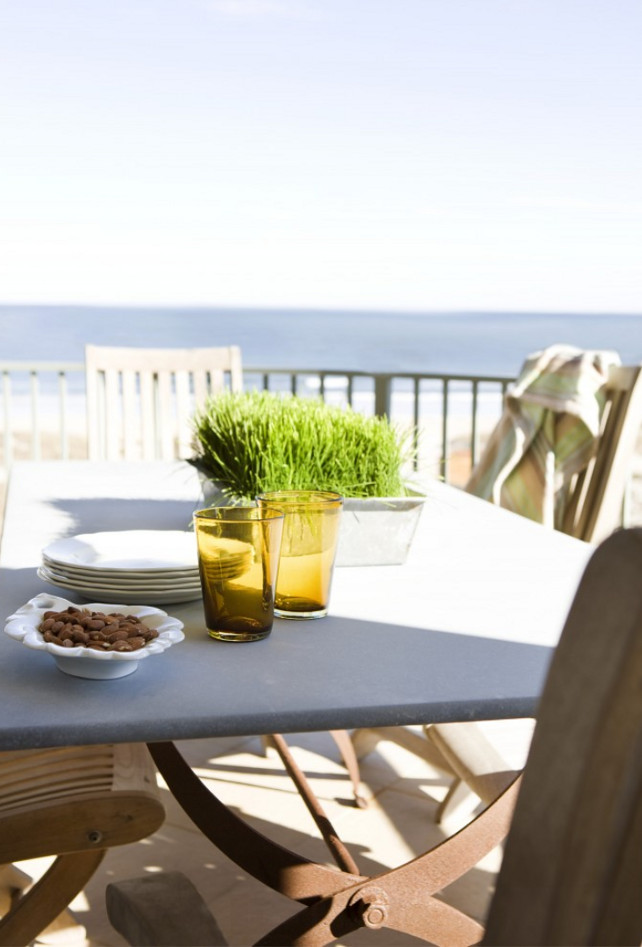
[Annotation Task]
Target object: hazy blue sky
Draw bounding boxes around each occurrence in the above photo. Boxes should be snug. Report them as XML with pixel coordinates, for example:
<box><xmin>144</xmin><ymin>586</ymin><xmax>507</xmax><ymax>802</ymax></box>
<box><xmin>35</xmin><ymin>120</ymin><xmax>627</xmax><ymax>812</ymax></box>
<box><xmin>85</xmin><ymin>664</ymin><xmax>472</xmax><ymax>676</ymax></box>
<box><xmin>1</xmin><ymin>0</ymin><xmax>640</xmax><ymax>312</ymax></box>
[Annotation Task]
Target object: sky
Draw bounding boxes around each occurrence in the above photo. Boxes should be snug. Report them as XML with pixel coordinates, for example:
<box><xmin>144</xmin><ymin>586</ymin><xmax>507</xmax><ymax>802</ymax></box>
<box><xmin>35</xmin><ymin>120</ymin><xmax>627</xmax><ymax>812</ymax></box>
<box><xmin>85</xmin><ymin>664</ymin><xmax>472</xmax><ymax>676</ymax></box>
<box><xmin>1</xmin><ymin>0</ymin><xmax>641</xmax><ymax>314</ymax></box>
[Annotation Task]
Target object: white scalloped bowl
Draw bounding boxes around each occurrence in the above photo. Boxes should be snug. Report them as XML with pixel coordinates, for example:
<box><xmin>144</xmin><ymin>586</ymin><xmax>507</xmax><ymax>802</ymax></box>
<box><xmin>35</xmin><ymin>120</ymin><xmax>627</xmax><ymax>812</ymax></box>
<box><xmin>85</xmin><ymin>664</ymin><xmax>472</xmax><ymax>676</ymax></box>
<box><xmin>4</xmin><ymin>594</ymin><xmax>185</xmax><ymax>680</ymax></box>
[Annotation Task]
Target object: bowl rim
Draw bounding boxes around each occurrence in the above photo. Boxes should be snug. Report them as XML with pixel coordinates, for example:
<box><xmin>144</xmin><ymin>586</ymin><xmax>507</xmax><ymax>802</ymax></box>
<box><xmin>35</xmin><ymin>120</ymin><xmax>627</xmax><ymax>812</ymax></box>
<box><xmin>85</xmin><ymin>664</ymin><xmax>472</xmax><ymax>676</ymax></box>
<box><xmin>3</xmin><ymin>593</ymin><xmax>185</xmax><ymax>662</ymax></box>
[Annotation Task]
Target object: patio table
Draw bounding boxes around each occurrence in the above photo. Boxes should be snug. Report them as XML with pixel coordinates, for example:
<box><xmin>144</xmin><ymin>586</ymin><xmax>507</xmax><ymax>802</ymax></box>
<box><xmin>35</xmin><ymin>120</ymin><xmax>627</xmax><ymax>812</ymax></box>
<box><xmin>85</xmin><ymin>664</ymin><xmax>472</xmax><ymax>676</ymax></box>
<box><xmin>0</xmin><ymin>460</ymin><xmax>594</xmax><ymax>945</ymax></box>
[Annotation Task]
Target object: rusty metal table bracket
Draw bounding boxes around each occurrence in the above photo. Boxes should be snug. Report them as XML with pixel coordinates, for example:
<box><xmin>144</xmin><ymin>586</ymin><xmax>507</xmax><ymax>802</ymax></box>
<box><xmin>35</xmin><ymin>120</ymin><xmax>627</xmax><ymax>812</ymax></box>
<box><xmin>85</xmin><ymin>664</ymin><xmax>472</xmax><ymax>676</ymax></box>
<box><xmin>148</xmin><ymin>740</ymin><xmax>521</xmax><ymax>946</ymax></box>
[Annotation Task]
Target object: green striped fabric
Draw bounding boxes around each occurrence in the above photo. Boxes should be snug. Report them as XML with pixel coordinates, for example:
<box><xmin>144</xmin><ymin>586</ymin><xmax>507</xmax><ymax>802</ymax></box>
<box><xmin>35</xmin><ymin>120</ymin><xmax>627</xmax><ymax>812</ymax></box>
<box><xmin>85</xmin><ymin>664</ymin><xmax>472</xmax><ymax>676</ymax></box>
<box><xmin>466</xmin><ymin>344</ymin><xmax>620</xmax><ymax>528</ymax></box>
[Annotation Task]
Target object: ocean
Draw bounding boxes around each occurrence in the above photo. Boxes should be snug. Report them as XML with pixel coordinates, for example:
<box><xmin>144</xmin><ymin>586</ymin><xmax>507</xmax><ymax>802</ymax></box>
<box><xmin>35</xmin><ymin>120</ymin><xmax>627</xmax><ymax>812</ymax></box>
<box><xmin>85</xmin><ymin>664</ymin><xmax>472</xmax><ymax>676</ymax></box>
<box><xmin>1</xmin><ymin>305</ymin><xmax>641</xmax><ymax>377</ymax></box>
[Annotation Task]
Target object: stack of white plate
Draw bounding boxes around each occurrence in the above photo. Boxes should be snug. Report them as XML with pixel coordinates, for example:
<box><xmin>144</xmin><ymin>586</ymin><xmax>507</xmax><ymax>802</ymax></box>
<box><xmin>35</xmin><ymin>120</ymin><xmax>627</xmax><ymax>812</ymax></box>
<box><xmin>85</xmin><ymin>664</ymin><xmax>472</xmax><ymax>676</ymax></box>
<box><xmin>39</xmin><ymin>530</ymin><xmax>203</xmax><ymax>604</ymax></box>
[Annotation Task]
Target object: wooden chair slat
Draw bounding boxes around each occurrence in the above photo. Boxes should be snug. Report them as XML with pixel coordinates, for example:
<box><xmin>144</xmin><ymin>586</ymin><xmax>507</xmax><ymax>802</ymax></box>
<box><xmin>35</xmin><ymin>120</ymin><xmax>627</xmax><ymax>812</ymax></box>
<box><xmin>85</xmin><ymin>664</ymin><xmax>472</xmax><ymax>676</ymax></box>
<box><xmin>155</xmin><ymin>371</ymin><xmax>175</xmax><ymax>460</ymax></box>
<box><xmin>0</xmin><ymin>743</ymin><xmax>164</xmax><ymax>943</ymax></box>
<box><xmin>103</xmin><ymin>369</ymin><xmax>121</xmax><ymax>461</ymax></box>
<box><xmin>121</xmin><ymin>369</ymin><xmax>139</xmax><ymax>461</ymax></box>
<box><xmin>138</xmin><ymin>371</ymin><xmax>157</xmax><ymax>460</ymax></box>
<box><xmin>85</xmin><ymin>345</ymin><xmax>243</xmax><ymax>461</ymax></box>
<box><xmin>174</xmin><ymin>370</ymin><xmax>192</xmax><ymax>457</ymax></box>
<box><xmin>566</xmin><ymin>363</ymin><xmax>642</xmax><ymax>542</ymax></box>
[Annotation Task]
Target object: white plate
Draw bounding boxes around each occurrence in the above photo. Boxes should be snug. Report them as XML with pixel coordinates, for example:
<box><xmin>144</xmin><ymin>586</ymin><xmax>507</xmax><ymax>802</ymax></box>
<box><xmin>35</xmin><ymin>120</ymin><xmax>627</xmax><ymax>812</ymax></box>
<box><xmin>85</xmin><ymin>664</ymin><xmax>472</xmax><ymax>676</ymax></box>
<box><xmin>41</xmin><ymin>554</ymin><xmax>200</xmax><ymax>583</ymax></box>
<box><xmin>38</xmin><ymin>567</ymin><xmax>203</xmax><ymax>605</ymax></box>
<box><xmin>4</xmin><ymin>594</ymin><xmax>185</xmax><ymax>679</ymax></box>
<box><xmin>41</xmin><ymin>560</ymin><xmax>201</xmax><ymax>589</ymax></box>
<box><xmin>42</xmin><ymin>530</ymin><xmax>199</xmax><ymax>572</ymax></box>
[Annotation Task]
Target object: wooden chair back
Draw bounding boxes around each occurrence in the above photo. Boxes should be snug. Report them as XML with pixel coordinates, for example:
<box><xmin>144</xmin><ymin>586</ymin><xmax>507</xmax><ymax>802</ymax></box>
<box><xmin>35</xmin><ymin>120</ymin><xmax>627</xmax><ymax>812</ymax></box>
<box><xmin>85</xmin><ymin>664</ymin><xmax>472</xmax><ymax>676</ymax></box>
<box><xmin>483</xmin><ymin>527</ymin><xmax>642</xmax><ymax>945</ymax></box>
<box><xmin>561</xmin><ymin>363</ymin><xmax>642</xmax><ymax>543</ymax></box>
<box><xmin>0</xmin><ymin>742</ymin><xmax>164</xmax><ymax>946</ymax></box>
<box><xmin>85</xmin><ymin>344</ymin><xmax>243</xmax><ymax>461</ymax></box>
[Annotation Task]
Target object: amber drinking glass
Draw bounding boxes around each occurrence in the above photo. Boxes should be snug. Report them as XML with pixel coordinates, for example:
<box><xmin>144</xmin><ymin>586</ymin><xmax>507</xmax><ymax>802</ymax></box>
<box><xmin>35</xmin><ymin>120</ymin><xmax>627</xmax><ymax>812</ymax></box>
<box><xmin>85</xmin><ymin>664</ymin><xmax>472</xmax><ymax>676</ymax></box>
<box><xmin>256</xmin><ymin>490</ymin><xmax>343</xmax><ymax>619</ymax></box>
<box><xmin>194</xmin><ymin>507</ymin><xmax>284</xmax><ymax>642</ymax></box>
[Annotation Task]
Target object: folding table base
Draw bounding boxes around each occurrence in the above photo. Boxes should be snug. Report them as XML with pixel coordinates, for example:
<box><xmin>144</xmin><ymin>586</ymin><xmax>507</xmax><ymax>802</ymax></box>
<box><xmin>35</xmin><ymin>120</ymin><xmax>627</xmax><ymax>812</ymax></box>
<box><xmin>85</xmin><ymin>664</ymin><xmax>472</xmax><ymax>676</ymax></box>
<box><xmin>148</xmin><ymin>740</ymin><xmax>519</xmax><ymax>946</ymax></box>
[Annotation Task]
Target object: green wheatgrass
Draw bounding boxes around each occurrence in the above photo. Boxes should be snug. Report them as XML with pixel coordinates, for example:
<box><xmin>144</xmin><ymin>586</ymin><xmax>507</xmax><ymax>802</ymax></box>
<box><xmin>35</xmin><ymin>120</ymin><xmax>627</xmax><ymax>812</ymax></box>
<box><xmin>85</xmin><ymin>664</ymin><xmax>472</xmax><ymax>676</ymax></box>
<box><xmin>191</xmin><ymin>390</ymin><xmax>414</xmax><ymax>501</ymax></box>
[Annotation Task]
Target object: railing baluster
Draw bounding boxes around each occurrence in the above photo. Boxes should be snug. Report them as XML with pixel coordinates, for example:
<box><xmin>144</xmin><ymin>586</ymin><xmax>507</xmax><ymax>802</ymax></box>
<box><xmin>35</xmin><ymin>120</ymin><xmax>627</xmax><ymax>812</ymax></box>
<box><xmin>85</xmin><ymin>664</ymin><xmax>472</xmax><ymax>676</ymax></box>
<box><xmin>347</xmin><ymin>374</ymin><xmax>354</xmax><ymax>407</ymax></box>
<box><xmin>413</xmin><ymin>376</ymin><xmax>420</xmax><ymax>472</ymax></box>
<box><xmin>0</xmin><ymin>361</ymin><xmax>515</xmax><ymax>483</ymax></box>
<box><xmin>2</xmin><ymin>371</ymin><xmax>12</xmax><ymax>469</ymax></box>
<box><xmin>441</xmin><ymin>378</ymin><xmax>449</xmax><ymax>482</ymax></box>
<box><xmin>30</xmin><ymin>371</ymin><xmax>40</xmax><ymax>461</ymax></box>
<box><xmin>59</xmin><ymin>371</ymin><xmax>68</xmax><ymax>460</ymax></box>
<box><xmin>374</xmin><ymin>375</ymin><xmax>392</xmax><ymax>418</ymax></box>
<box><xmin>471</xmin><ymin>380</ymin><xmax>479</xmax><ymax>469</ymax></box>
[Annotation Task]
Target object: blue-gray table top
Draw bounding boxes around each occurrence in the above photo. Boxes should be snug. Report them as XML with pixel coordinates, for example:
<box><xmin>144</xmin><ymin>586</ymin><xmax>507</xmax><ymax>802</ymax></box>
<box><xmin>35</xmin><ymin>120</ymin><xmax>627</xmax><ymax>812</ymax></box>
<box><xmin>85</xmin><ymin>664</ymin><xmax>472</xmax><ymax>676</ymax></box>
<box><xmin>0</xmin><ymin>461</ymin><xmax>593</xmax><ymax>751</ymax></box>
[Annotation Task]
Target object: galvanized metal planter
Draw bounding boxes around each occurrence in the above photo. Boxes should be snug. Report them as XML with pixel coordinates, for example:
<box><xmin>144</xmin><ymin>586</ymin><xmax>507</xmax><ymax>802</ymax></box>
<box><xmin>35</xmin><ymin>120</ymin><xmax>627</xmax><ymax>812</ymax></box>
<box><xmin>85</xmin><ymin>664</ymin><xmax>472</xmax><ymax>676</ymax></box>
<box><xmin>197</xmin><ymin>476</ymin><xmax>425</xmax><ymax>568</ymax></box>
<box><xmin>334</xmin><ymin>494</ymin><xmax>425</xmax><ymax>567</ymax></box>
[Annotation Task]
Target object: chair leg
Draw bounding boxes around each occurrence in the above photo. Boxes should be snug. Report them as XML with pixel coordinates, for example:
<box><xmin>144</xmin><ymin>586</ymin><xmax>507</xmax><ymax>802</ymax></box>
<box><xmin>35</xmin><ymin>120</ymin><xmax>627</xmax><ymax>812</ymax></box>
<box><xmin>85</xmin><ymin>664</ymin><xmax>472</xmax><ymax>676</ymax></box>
<box><xmin>435</xmin><ymin>777</ymin><xmax>483</xmax><ymax>825</ymax></box>
<box><xmin>0</xmin><ymin>865</ymin><xmax>31</xmax><ymax>918</ymax></box>
<box><xmin>328</xmin><ymin>730</ymin><xmax>367</xmax><ymax>808</ymax></box>
<box><xmin>259</xmin><ymin>734</ymin><xmax>274</xmax><ymax>757</ymax></box>
<box><xmin>350</xmin><ymin>727</ymin><xmax>386</xmax><ymax>760</ymax></box>
<box><xmin>0</xmin><ymin>851</ymin><xmax>105</xmax><ymax>947</ymax></box>
<box><xmin>352</xmin><ymin>725</ymin><xmax>457</xmax><ymax>774</ymax></box>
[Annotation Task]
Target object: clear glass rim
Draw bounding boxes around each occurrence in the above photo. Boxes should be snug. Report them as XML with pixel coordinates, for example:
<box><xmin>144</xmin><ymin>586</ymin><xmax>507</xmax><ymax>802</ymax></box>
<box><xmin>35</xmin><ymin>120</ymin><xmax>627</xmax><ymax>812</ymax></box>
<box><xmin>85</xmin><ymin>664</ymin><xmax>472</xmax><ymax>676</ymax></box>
<box><xmin>256</xmin><ymin>490</ymin><xmax>343</xmax><ymax>506</ymax></box>
<box><xmin>194</xmin><ymin>506</ymin><xmax>284</xmax><ymax>523</ymax></box>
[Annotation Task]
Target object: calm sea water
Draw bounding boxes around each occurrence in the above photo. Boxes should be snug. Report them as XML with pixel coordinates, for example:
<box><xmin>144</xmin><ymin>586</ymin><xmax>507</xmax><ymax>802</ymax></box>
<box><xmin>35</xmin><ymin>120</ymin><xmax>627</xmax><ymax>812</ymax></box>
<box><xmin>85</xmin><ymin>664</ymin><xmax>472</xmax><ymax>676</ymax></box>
<box><xmin>0</xmin><ymin>305</ymin><xmax>641</xmax><ymax>377</ymax></box>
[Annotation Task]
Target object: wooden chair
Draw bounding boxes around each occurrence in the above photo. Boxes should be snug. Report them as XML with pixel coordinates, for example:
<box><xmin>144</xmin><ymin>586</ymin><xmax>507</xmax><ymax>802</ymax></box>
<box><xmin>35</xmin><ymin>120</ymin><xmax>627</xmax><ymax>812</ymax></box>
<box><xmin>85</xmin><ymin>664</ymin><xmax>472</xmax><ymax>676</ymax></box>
<box><xmin>107</xmin><ymin>527</ymin><xmax>642</xmax><ymax>945</ymax></box>
<box><xmin>356</xmin><ymin>361</ymin><xmax>642</xmax><ymax>825</ymax></box>
<box><xmin>85</xmin><ymin>344</ymin><xmax>243</xmax><ymax>461</ymax></box>
<box><xmin>0</xmin><ymin>742</ymin><xmax>164</xmax><ymax>947</ymax></box>
<box><xmin>560</xmin><ymin>363</ymin><xmax>642</xmax><ymax>543</ymax></box>
<box><xmin>482</xmin><ymin>526</ymin><xmax>642</xmax><ymax>945</ymax></box>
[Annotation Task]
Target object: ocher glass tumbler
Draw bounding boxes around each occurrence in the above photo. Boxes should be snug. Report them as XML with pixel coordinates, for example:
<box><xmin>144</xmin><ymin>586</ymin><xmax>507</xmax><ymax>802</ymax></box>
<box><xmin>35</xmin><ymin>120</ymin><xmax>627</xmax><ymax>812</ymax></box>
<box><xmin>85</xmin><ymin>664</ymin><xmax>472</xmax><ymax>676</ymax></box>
<box><xmin>194</xmin><ymin>507</ymin><xmax>284</xmax><ymax>642</ymax></box>
<box><xmin>256</xmin><ymin>490</ymin><xmax>343</xmax><ymax>620</ymax></box>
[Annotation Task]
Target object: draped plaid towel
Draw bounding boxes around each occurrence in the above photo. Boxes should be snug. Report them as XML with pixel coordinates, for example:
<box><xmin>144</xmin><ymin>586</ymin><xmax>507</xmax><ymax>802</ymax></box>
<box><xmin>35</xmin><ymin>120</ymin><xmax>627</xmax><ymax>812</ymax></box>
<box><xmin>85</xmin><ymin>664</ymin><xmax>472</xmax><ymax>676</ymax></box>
<box><xmin>466</xmin><ymin>345</ymin><xmax>621</xmax><ymax>528</ymax></box>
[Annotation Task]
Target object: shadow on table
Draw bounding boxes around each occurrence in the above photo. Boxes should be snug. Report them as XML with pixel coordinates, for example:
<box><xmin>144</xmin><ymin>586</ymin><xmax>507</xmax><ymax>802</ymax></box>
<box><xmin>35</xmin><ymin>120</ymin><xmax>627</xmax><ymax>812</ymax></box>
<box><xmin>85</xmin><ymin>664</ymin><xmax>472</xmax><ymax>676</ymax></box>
<box><xmin>47</xmin><ymin>497</ymin><xmax>198</xmax><ymax>535</ymax></box>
